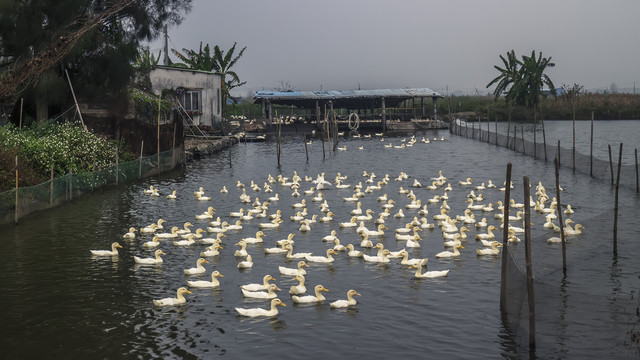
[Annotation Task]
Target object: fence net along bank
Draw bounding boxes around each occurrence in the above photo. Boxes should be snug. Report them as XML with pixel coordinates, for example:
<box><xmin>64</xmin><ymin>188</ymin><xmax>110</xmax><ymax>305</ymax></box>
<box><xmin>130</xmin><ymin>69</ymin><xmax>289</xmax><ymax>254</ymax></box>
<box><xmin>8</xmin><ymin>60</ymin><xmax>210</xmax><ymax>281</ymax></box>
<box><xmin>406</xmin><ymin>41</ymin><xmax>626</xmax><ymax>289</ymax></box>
<box><xmin>449</xmin><ymin>120</ymin><xmax>640</xmax><ymax>357</ymax></box>
<box><xmin>449</xmin><ymin>119</ymin><xmax>638</xmax><ymax>190</ymax></box>
<box><xmin>0</xmin><ymin>146</ymin><xmax>184</xmax><ymax>225</ymax></box>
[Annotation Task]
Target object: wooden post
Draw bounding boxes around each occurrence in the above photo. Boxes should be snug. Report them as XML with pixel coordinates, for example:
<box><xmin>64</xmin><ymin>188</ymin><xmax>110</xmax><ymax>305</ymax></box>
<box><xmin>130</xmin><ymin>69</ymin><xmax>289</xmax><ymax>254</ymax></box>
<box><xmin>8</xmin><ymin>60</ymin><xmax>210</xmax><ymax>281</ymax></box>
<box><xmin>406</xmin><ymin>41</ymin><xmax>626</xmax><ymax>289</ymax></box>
<box><xmin>69</xmin><ymin>169</ymin><xmax>73</xmax><ymax>200</ymax></box>
<box><xmin>304</xmin><ymin>136</ymin><xmax>309</xmax><ymax>162</ymax></box>
<box><xmin>613</xmin><ymin>143</ymin><xmax>623</xmax><ymax>256</ymax></box>
<box><xmin>276</xmin><ymin>110</ymin><xmax>281</xmax><ymax>165</ymax></box>
<box><xmin>495</xmin><ymin>110</ymin><xmax>498</xmax><ymax>145</ymax></box>
<box><xmin>513</xmin><ymin>125</ymin><xmax>517</xmax><ymax>150</ymax></box>
<box><xmin>533</xmin><ymin>112</ymin><xmax>537</xmax><ymax>160</ymax></box>
<box><xmin>557</xmin><ymin>140</ymin><xmax>561</xmax><ymax>167</ymax></box>
<box><xmin>65</xmin><ymin>69</ymin><xmax>87</xmax><ymax>130</ymax></box>
<box><xmin>172</xmin><ymin>123</ymin><xmax>177</xmax><ymax>168</ymax></box>
<box><xmin>321</xmin><ymin>133</ymin><xmax>325</xmax><ymax>159</ymax></box>
<box><xmin>554</xmin><ymin>158</ymin><xmax>567</xmax><ymax>274</ymax></box>
<box><xmin>608</xmin><ymin>144</ymin><xmax>614</xmax><ymax>184</ymax></box>
<box><xmin>589</xmin><ymin>111</ymin><xmax>594</xmax><ymax>177</ymax></box>
<box><xmin>521</xmin><ymin>126</ymin><xmax>526</xmax><ymax>155</ymax></box>
<box><xmin>139</xmin><ymin>140</ymin><xmax>144</xmax><ymax>179</ymax></box>
<box><xmin>572</xmin><ymin>113</ymin><xmax>576</xmax><ymax>173</ymax></box>
<box><xmin>15</xmin><ymin>156</ymin><xmax>18</xmax><ymax>223</ymax></box>
<box><xmin>50</xmin><ymin>165</ymin><xmax>54</xmax><ymax>208</ymax></box>
<box><xmin>381</xmin><ymin>97</ymin><xmax>386</xmax><ymax>132</ymax></box>
<box><xmin>523</xmin><ymin>176</ymin><xmax>536</xmax><ymax>352</ymax></box>
<box><xmin>634</xmin><ymin>148</ymin><xmax>640</xmax><ymax>192</ymax></box>
<box><xmin>500</xmin><ymin>163</ymin><xmax>512</xmax><ymax>313</ymax></box>
<box><xmin>487</xmin><ymin>108</ymin><xmax>490</xmax><ymax>142</ymax></box>
<box><xmin>229</xmin><ymin>144</ymin><xmax>232</xmax><ymax>167</ymax></box>
<box><xmin>542</xmin><ymin>120</ymin><xmax>547</xmax><ymax>162</ymax></box>
<box><xmin>19</xmin><ymin>98</ymin><xmax>23</xmax><ymax>129</ymax></box>
<box><xmin>115</xmin><ymin>146</ymin><xmax>119</xmax><ymax>186</ymax></box>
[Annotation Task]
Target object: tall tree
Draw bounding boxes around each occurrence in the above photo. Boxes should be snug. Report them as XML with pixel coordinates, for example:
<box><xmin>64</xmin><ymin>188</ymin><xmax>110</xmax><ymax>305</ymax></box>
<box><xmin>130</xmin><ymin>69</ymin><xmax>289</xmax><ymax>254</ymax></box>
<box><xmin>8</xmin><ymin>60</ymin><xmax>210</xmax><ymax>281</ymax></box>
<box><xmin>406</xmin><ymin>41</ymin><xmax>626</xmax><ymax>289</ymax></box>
<box><xmin>0</xmin><ymin>0</ymin><xmax>193</xmax><ymax>123</ymax></box>
<box><xmin>172</xmin><ymin>42</ymin><xmax>246</xmax><ymax>115</ymax></box>
<box><xmin>486</xmin><ymin>50</ymin><xmax>521</xmax><ymax>146</ymax></box>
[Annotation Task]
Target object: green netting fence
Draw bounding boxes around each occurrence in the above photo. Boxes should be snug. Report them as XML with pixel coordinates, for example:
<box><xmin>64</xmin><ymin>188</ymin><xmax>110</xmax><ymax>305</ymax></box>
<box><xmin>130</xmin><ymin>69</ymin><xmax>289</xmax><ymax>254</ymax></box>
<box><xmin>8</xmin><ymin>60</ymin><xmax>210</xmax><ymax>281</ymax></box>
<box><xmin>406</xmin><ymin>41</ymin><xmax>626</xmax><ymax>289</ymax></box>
<box><xmin>0</xmin><ymin>146</ymin><xmax>184</xmax><ymax>225</ymax></box>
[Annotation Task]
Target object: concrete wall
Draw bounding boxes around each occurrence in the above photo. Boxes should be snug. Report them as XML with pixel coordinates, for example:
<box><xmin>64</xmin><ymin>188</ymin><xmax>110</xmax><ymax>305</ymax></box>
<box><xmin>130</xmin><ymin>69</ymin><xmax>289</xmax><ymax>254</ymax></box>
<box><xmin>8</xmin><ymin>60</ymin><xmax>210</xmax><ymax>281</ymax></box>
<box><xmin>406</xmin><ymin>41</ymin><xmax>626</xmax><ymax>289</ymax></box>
<box><xmin>149</xmin><ymin>67</ymin><xmax>222</xmax><ymax>127</ymax></box>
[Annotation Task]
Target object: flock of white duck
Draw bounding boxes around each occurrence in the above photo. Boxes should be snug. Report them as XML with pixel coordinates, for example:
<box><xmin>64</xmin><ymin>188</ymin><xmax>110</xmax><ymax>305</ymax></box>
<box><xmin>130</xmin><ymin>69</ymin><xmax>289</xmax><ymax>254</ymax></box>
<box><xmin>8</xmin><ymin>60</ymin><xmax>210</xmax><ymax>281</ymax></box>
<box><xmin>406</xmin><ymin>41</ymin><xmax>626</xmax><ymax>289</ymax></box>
<box><xmin>90</xmin><ymin>145</ymin><xmax>583</xmax><ymax>317</ymax></box>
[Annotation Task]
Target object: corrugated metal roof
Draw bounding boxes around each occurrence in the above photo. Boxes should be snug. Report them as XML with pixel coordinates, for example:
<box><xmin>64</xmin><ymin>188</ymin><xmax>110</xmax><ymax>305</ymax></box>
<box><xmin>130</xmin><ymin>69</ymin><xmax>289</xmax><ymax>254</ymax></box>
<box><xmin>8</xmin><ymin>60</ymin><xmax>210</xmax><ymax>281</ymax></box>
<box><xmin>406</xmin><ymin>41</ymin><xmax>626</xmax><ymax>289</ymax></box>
<box><xmin>254</xmin><ymin>88</ymin><xmax>442</xmax><ymax>101</ymax></box>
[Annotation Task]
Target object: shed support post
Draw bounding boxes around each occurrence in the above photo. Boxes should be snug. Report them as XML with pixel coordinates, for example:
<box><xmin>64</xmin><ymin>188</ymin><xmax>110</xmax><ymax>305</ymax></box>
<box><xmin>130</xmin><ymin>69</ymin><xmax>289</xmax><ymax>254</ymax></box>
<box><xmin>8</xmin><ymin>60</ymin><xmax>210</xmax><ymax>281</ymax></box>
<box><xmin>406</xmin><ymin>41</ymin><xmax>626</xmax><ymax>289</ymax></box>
<box><xmin>382</xmin><ymin>97</ymin><xmax>386</xmax><ymax>132</ymax></box>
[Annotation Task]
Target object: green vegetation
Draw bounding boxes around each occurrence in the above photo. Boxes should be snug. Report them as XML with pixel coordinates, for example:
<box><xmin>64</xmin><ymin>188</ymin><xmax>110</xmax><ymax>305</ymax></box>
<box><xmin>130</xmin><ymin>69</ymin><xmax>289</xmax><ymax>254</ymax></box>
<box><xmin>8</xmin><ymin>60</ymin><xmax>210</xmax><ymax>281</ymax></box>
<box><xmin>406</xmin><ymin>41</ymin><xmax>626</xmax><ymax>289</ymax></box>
<box><xmin>0</xmin><ymin>121</ymin><xmax>134</xmax><ymax>191</ymax></box>
<box><xmin>172</xmin><ymin>42</ymin><xmax>247</xmax><ymax>114</ymax></box>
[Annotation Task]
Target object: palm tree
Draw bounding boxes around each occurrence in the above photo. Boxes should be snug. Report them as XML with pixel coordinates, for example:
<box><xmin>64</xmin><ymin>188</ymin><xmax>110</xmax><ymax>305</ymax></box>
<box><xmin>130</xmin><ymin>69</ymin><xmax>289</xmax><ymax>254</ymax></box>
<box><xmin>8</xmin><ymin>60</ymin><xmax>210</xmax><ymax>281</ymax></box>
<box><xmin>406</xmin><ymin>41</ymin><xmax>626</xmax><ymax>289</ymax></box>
<box><xmin>211</xmin><ymin>42</ymin><xmax>247</xmax><ymax>113</ymax></box>
<box><xmin>513</xmin><ymin>50</ymin><xmax>556</xmax><ymax>158</ymax></box>
<box><xmin>172</xmin><ymin>42</ymin><xmax>246</xmax><ymax>115</ymax></box>
<box><xmin>486</xmin><ymin>50</ymin><xmax>521</xmax><ymax>148</ymax></box>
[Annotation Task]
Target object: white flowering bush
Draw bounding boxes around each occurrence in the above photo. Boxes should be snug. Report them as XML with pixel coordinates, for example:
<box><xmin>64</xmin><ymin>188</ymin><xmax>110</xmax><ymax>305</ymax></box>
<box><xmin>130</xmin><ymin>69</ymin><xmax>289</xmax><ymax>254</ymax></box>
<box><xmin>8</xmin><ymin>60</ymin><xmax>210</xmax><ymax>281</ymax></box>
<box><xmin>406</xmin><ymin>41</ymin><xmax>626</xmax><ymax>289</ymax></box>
<box><xmin>0</xmin><ymin>121</ymin><xmax>133</xmax><ymax>178</ymax></box>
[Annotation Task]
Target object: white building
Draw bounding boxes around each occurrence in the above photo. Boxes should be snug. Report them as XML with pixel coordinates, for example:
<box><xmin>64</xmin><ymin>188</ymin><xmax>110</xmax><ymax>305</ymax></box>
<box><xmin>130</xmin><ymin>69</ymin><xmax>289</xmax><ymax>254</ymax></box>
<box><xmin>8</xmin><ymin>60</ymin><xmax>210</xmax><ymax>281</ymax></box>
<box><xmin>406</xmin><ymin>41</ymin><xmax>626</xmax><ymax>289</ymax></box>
<box><xmin>149</xmin><ymin>65</ymin><xmax>222</xmax><ymax>128</ymax></box>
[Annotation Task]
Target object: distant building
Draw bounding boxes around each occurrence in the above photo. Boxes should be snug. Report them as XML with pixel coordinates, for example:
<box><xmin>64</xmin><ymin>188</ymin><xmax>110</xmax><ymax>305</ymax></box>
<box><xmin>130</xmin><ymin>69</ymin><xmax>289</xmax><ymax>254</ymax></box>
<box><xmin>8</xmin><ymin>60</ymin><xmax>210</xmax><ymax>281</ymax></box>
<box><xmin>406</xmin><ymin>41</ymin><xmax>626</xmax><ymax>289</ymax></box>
<box><xmin>149</xmin><ymin>66</ymin><xmax>222</xmax><ymax>128</ymax></box>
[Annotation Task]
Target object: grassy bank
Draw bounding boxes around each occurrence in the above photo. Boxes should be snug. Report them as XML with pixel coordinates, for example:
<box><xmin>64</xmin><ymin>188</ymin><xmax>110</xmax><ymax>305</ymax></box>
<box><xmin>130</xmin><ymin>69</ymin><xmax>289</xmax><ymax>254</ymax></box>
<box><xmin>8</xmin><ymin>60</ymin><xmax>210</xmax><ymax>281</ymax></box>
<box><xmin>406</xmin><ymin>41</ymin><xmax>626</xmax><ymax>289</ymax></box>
<box><xmin>0</xmin><ymin>121</ymin><xmax>134</xmax><ymax>192</ymax></box>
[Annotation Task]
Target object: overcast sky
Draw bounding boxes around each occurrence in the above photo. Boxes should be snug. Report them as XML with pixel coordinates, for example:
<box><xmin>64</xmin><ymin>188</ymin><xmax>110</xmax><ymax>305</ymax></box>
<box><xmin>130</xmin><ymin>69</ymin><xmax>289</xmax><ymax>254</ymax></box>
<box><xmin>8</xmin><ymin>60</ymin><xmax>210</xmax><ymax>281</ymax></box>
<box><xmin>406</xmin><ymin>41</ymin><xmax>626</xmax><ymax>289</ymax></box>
<box><xmin>150</xmin><ymin>0</ymin><xmax>640</xmax><ymax>96</ymax></box>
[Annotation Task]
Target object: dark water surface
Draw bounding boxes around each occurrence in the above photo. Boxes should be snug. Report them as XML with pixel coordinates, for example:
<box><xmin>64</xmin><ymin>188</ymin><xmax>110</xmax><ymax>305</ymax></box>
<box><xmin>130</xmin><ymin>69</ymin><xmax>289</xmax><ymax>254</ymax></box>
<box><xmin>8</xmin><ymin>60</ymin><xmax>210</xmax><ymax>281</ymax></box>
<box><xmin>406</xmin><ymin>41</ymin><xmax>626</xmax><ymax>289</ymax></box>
<box><xmin>1</xmin><ymin>129</ymin><xmax>639</xmax><ymax>359</ymax></box>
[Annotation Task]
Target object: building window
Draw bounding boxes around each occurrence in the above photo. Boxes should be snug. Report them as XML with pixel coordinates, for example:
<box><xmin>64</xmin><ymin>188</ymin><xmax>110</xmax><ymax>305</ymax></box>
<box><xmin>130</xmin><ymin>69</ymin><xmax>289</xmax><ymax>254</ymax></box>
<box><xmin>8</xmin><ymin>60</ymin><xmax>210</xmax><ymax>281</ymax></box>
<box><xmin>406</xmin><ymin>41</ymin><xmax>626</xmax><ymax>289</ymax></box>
<box><xmin>179</xmin><ymin>89</ymin><xmax>201</xmax><ymax>112</ymax></box>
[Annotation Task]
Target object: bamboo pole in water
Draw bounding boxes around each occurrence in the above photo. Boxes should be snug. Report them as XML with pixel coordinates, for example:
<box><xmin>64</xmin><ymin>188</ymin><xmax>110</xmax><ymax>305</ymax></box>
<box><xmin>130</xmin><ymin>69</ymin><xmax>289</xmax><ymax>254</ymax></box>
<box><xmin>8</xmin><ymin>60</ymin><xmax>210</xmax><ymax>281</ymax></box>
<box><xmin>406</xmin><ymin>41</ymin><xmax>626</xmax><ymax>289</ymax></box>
<box><xmin>15</xmin><ymin>156</ymin><xmax>18</xmax><ymax>223</ymax></box>
<box><xmin>542</xmin><ymin>120</ymin><xmax>547</xmax><ymax>162</ymax></box>
<box><xmin>50</xmin><ymin>165</ymin><xmax>54</xmax><ymax>208</ymax></box>
<box><xmin>495</xmin><ymin>110</ymin><xmax>498</xmax><ymax>145</ymax></box>
<box><xmin>554</xmin><ymin>158</ymin><xmax>567</xmax><ymax>274</ymax></box>
<box><xmin>523</xmin><ymin>176</ymin><xmax>536</xmax><ymax>352</ymax></box>
<box><xmin>589</xmin><ymin>111</ymin><xmax>594</xmax><ymax>177</ymax></box>
<box><xmin>608</xmin><ymin>144</ymin><xmax>614</xmax><ymax>184</ymax></box>
<box><xmin>512</xmin><ymin>125</ymin><xmax>517</xmax><ymax>150</ymax></box>
<box><xmin>276</xmin><ymin>111</ymin><xmax>281</xmax><ymax>166</ymax></box>
<box><xmin>304</xmin><ymin>136</ymin><xmax>309</xmax><ymax>162</ymax></box>
<box><xmin>500</xmin><ymin>163</ymin><xmax>512</xmax><ymax>315</ymax></box>
<box><xmin>115</xmin><ymin>146</ymin><xmax>119</xmax><ymax>186</ymax></box>
<box><xmin>172</xmin><ymin>123</ymin><xmax>177</xmax><ymax>168</ymax></box>
<box><xmin>613</xmin><ymin>143</ymin><xmax>623</xmax><ymax>256</ymax></box>
<box><xmin>157</xmin><ymin>95</ymin><xmax>161</xmax><ymax>176</ymax></box>
<box><xmin>557</xmin><ymin>140</ymin><xmax>561</xmax><ymax>167</ymax></box>
<box><xmin>634</xmin><ymin>148</ymin><xmax>640</xmax><ymax>192</ymax></box>
<box><xmin>139</xmin><ymin>141</ymin><xmax>144</xmax><ymax>179</ymax></box>
<box><xmin>572</xmin><ymin>112</ymin><xmax>576</xmax><ymax>173</ymax></box>
<box><xmin>521</xmin><ymin>126</ymin><xmax>525</xmax><ymax>155</ymax></box>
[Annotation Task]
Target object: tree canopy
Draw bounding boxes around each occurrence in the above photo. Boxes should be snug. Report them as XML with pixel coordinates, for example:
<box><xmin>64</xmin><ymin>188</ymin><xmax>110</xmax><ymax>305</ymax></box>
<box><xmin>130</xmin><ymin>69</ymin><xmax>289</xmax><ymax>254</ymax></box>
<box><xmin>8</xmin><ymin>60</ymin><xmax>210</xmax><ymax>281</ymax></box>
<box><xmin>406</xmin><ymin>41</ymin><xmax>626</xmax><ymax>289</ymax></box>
<box><xmin>172</xmin><ymin>42</ymin><xmax>247</xmax><ymax>112</ymax></box>
<box><xmin>0</xmin><ymin>0</ymin><xmax>192</xmax><ymax>121</ymax></box>
<box><xmin>487</xmin><ymin>50</ymin><xmax>556</xmax><ymax>109</ymax></box>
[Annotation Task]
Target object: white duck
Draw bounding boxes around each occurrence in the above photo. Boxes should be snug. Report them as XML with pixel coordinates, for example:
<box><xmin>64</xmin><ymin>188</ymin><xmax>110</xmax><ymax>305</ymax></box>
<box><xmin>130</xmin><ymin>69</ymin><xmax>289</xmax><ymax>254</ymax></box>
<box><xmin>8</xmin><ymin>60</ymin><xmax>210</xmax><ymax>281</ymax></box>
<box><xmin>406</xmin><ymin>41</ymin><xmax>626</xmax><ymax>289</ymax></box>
<box><xmin>476</xmin><ymin>241</ymin><xmax>503</xmax><ymax>255</ymax></box>
<box><xmin>139</xmin><ymin>223</ymin><xmax>158</xmax><ymax>234</ymax></box>
<box><xmin>241</xmin><ymin>275</ymin><xmax>277</xmax><ymax>292</ymax></box>
<box><xmin>173</xmin><ymin>234</ymin><xmax>196</xmax><ymax>246</ymax></box>
<box><xmin>226</xmin><ymin>220</ymin><xmax>243</xmax><ymax>231</ymax></box>
<box><xmin>363</xmin><ymin>224</ymin><xmax>387</xmax><ymax>237</ymax></box>
<box><xmin>409</xmin><ymin>262</ymin><xmax>449</xmax><ymax>278</ymax></box>
<box><xmin>143</xmin><ymin>236</ymin><xmax>161</xmax><ymax>248</ymax></box>
<box><xmin>289</xmin><ymin>274</ymin><xmax>307</xmax><ymax>295</ymax></box>
<box><xmin>398</xmin><ymin>250</ymin><xmax>429</xmax><ymax>266</ymax></box>
<box><xmin>420</xmin><ymin>218</ymin><xmax>435</xmax><ymax>229</ymax></box>
<box><xmin>156</xmin><ymin>226</ymin><xmax>180</xmax><ymax>238</ymax></box>
<box><xmin>153</xmin><ymin>287</ymin><xmax>192</xmax><ymax>306</ymax></box>
<box><xmin>243</xmin><ymin>231</ymin><xmax>266</xmax><ymax>244</ymax></box>
<box><xmin>134</xmin><ymin>249</ymin><xmax>165</xmax><ymax>264</ymax></box>
<box><xmin>339</xmin><ymin>217</ymin><xmax>358</xmax><ymax>228</ymax></box>
<box><xmin>322</xmin><ymin>230</ymin><xmax>339</xmax><ymax>242</ymax></box>
<box><xmin>475</xmin><ymin>225</ymin><xmax>498</xmax><ymax>240</ymax></box>
<box><xmin>196</xmin><ymin>207</ymin><xmax>215</xmax><ymax>219</ymax></box>
<box><xmin>200</xmin><ymin>243</ymin><xmax>223</xmax><ymax>257</ymax></box>
<box><xmin>330</xmin><ymin>289</ymin><xmax>361</xmax><ymax>308</ymax></box>
<box><xmin>276</xmin><ymin>233</ymin><xmax>296</xmax><ymax>247</ymax></box>
<box><xmin>187</xmin><ymin>271</ymin><xmax>223</xmax><ymax>288</ymax></box>
<box><xmin>235</xmin><ymin>298</ymin><xmax>286</xmax><ymax>317</ymax></box>
<box><xmin>279</xmin><ymin>261</ymin><xmax>308</xmax><ymax>276</ymax></box>
<box><xmin>435</xmin><ymin>243</ymin><xmax>464</xmax><ymax>258</ymax></box>
<box><xmin>234</xmin><ymin>240</ymin><xmax>249</xmax><ymax>257</ymax></box>
<box><xmin>242</xmin><ymin>283</ymin><xmax>281</xmax><ymax>299</ymax></box>
<box><xmin>363</xmin><ymin>249</ymin><xmax>391</xmax><ymax>263</ymax></box>
<box><xmin>292</xmin><ymin>285</ymin><xmax>329</xmax><ymax>303</ymax></box>
<box><xmin>123</xmin><ymin>227</ymin><xmax>137</xmax><ymax>239</ymax></box>
<box><xmin>184</xmin><ymin>258</ymin><xmax>209</xmax><ymax>275</ymax></box>
<box><xmin>90</xmin><ymin>242</ymin><xmax>122</xmax><ymax>256</ymax></box>
<box><xmin>200</xmin><ymin>233</ymin><xmax>226</xmax><ymax>245</ymax></box>
<box><xmin>285</xmin><ymin>244</ymin><xmax>312</xmax><ymax>259</ymax></box>
<box><xmin>237</xmin><ymin>254</ymin><xmax>254</xmax><ymax>269</ymax></box>
<box><xmin>305</xmin><ymin>249</ymin><xmax>338</xmax><ymax>263</ymax></box>
<box><xmin>345</xmin><ymin>244</ymin><xmax>364</xmax><ymax>257</ymax></box>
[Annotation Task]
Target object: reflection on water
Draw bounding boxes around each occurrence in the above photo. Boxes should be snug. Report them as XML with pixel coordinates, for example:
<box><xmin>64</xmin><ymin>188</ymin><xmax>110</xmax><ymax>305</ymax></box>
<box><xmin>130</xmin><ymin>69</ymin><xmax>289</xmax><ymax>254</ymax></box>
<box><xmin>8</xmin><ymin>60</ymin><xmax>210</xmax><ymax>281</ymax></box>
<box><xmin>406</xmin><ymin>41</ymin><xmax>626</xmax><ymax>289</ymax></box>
<box><xmin>1</xmin><ymin>129</ymin><xmax>639</xmax><ymax>358</ymax></box>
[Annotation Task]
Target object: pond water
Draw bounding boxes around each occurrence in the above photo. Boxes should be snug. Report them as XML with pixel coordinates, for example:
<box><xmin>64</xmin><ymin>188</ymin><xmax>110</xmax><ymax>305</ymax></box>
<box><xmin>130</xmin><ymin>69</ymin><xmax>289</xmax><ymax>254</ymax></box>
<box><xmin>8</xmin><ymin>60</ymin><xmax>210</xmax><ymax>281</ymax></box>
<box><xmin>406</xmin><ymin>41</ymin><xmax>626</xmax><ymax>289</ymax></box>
<box><xmin>1</xmin><ymin>126</ymin><xmax>639</xmax><ymax>358</ymax></box>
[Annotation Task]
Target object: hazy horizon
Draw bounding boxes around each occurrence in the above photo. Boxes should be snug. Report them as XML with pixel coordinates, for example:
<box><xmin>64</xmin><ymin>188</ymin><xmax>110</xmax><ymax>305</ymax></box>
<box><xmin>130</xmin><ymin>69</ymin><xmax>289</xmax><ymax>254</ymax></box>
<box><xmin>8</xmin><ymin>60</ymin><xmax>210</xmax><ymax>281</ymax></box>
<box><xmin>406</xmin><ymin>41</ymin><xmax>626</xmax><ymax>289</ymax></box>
<box><xmin>150</xmin><ymin>0</ymin><xmax>640</xmax><ymax>96</ymax></box>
